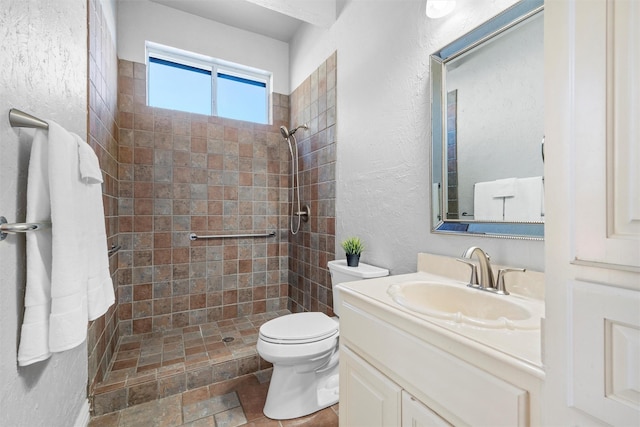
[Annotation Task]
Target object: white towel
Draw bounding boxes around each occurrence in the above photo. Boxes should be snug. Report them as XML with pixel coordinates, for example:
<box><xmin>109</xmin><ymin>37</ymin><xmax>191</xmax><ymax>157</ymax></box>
<box><xmin>19</xmin><ymin>129</ymin><xmax>53</xmax><ymax>365</ymax></box>
<box><xmin>504</xmin><ymin>176</ymin><xmax>544</xmax><ymax>222</ymax></box>
<box><xmin>78</xmin><ymin>140</ymin><xmax>103</xmax><ymax>184</ymax></box>
<box><xmin>75</xmin><ymin>135</ymin><xmax>114</xmax><ymax>321</ymax></box>
<box><xmin>474</xmin><ymin>181</ymin><xmax>505</xmax><ymax>221</ymax></box>
<box><xmin>18</xmin><ymin>121</ymin><xmax>114</xmax><ymax>366</ymax></box>
<box><xmin>491</xmin><ymin>178</ymin><xmax>517</xmax><ymax>198</ymax></box>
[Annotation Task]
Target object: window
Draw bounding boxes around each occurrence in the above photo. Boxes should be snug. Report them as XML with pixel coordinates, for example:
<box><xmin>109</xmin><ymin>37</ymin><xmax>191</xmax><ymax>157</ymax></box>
<box><xmin>146</xmin><ymin>43</ymin><xmax>271</xmax><ymax>124</ymax></box>
<box><xmin>148</xmin><ymin>57</ymin><xmax>212</xmax><ymax>116</ymax></box>
<box><xmin>217</xmin><ymin>73</ymin><xmax>267</xmax><ymax>124</ymax></box>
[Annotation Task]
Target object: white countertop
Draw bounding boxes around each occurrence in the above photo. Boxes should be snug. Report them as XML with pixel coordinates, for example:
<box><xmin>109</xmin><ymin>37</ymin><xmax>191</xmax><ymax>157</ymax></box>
<box><xmin>337</xmin><ymin>253</ymin><xmax>545</xmax><ymax>379</ymax></box>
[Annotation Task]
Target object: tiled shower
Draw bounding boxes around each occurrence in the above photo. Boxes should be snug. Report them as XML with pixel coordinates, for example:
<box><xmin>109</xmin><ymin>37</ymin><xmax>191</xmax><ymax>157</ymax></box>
<box><xmin>115</xmin><ymin>59</ymin><xmax>291</xmax><ymax>335</ymax></box>
<box><xmin>86</xmin><ymin>0</ymin><xmax>337</xmax><ymax>416</ymax></box>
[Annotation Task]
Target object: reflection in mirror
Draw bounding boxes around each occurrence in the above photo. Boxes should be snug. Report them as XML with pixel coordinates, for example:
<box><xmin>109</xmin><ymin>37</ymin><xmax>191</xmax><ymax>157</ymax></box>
<box><xmin>430</xmin><ymin>0</ymin><xmax>544</xmax><ymax>240</ymax></box>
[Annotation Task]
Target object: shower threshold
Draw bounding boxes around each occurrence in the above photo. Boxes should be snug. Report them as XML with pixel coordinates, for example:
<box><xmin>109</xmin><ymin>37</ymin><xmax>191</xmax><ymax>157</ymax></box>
<box><xmin>91</xmin><ymin>310</ymin><xmax>289</xmax><ymax>416</ymax></box>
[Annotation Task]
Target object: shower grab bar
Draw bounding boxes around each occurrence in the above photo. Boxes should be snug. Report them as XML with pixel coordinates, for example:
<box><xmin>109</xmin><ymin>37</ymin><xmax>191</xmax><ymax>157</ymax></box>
<box><xmin>0</xmin><ymin>216</ymin><xmax>51</xmax><ymax>241</ymax></box>
<box><xmin>189</xmin><ymin>231</ymin><xmax>276</xmax><ymax>241</ymax></box>
<box><xmin>9</xmin><ymin>108</ymin><xmax>49</xmax><ymax>129</ymax></box>
<box><xmin>108</xmin><ymin>244</ymin><xmax>122</xmax><ymax>256</ymax></box>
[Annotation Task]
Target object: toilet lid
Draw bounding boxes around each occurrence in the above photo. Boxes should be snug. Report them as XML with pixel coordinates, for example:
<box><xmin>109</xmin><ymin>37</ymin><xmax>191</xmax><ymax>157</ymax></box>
<box><xmin>259</xmin><ymin>312</ymin><xmax>339</xmax><ymax>344</ymax></box>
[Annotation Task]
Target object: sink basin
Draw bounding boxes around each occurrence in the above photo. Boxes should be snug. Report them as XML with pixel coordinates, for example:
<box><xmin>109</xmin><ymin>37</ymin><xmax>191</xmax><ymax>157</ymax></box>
<box><xmin>387</xmin><ymin>281</ymin><xmax>541</xmax><ymax>330</ymax></box>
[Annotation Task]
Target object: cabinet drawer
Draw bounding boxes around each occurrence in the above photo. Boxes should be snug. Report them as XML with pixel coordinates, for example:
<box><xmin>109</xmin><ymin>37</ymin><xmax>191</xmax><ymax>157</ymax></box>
<box><xmin>341</xmin><ymin>302</ymin><xmax>528</xmax><ymax>426</ymax></box>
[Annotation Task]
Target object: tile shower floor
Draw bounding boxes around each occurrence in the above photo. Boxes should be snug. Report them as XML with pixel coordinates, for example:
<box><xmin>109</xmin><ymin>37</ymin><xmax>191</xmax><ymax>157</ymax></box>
<box><xmin>89</xmin><ymin>310</ymin><xmax>338</xmax><ymax>426</ymax></box>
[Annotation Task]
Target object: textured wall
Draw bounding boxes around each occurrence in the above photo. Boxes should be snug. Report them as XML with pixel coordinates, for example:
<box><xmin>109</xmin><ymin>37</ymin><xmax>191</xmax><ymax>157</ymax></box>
<box><xmin>0</xmin><ymin>0</ymin><xmax>89</xmax><ymax>425</ymax></box>
<box><xmin>116</xmin><ymin>60</ymin><xmax>290</xmax><ymax>335</ymax></box>
<box><xmin>116</xmin><ymin>0</ymin><xmax>290</xmax><ymax>94</ymax></box>
<box><xmin>287</xmin><ymin>53</ymin><xmax>337</xmax><ymax>315</ymax></box>
<box><xmin>87</xmin><ymin>0</ymin><xmax>120</xmax><ymax>394</ymax></box>
<box><xmin>290</xmin><ymin>0</ymin><xmax>544</xmax><ymax>274</ymax></box>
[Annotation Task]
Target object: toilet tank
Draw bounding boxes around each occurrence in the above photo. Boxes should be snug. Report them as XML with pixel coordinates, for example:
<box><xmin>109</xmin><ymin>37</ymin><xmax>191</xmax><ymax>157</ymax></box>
<box><xmin>327</xmin><ymin>260</ymin><xmax>389</xmax><ymax>316</ymax></box>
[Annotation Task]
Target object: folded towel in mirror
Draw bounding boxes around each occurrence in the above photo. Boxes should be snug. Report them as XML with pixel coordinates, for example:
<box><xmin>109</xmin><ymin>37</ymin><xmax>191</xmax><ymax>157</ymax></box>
<box><xmin>491</xmin><ymin>178</ymin><xmax>517</xmax><ymax>198</ymax></box>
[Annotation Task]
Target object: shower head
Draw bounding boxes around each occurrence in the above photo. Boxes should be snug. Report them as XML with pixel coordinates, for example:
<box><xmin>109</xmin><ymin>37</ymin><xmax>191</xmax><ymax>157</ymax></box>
<box><xmin>280</xmin><ymin>126</ymin><xmax>289</xmax><ymax>140</ymax></box>
<box><xmin>279</xmin><ymin>124</ymin><xmax>308</xmax><ymax>139</ymax></box>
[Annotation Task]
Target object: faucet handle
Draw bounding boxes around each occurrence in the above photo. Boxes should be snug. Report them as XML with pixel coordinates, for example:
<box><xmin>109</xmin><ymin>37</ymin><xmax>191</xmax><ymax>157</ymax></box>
<box><xmin>495</xmin><ymin>268</ymin><xmax>526</xmax><ymax>295</ymax></box>
<box><xmin>456</xmin><ymin>258</ymin><xmax>479</xmax><ymax>286</ymax></box>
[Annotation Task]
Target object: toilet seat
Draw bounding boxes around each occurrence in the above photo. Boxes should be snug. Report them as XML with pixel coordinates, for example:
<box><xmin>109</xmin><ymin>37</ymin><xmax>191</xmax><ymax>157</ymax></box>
<box><xmin>259</xmin><ymin>312</ymin><xmax>339</xmax><ymax>344</ymax></box>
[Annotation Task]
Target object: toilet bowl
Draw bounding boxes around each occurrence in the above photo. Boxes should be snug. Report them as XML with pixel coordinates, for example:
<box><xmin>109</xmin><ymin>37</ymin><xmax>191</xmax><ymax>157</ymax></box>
<box><xmin>257</xmin><ymin>259</ymin><xmax>389</xmax><ymax>420</ymax></box>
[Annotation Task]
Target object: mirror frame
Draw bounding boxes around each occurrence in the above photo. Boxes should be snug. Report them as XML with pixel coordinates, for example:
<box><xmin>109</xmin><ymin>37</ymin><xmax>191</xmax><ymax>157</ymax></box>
<box><xmin>430</xmin><ymin>0</ymin><xmax>544</xmax><ymax>241</ymax></box>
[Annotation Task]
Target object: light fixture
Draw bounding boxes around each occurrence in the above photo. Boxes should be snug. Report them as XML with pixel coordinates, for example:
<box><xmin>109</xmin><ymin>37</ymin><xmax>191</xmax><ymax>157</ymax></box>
<box><xmin>426</xmin><ymin>0</ymin><xmax>456</xmax><ymax>19</ymax></box>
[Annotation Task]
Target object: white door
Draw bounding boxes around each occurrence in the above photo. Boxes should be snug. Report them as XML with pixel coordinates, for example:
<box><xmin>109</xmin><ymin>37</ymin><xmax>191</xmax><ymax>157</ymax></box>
<box><xmin>401</xmin><ymin>391</ymin><xmax>451</xmax><ymax>427</ymax></box>
<box><xmin>339</xmin><ymin>345</ymin><xmax>402</xmax><ymax>427</ymax></box>
<box><xmin>545</xmin><ymin>0</ymin><xmax>640</xmax><ymax>425</ymax></box>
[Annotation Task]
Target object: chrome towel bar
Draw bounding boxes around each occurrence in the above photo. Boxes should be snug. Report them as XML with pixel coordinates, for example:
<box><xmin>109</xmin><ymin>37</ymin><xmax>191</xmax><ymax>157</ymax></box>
<box><xmin>0</xmin><ymin>216</ymin><xmax>51</xmax><ymax>241</ymax></box>
<box><xmin>9</xmin><ymin>108</ymin><xmax>49</xmax><ymax>129</ymax></box>
<box><xmin>3</xmin><ymin>108</ymin><xmax>49</xmax><ymax>242</ymax></box>
<box><xmin>1</xmin><ymin>217</ymin><xmax>120</xmax><ymax>259</ymax></box>
<box><xmin>189</xmin><ymin>231</ymin><xmax>276</xmax><ymax>241</ymax></box>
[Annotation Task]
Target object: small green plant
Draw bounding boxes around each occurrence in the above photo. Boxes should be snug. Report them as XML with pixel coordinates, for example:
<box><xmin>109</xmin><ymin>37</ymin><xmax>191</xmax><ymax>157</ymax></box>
<box><xmin>341</xmin><ymin>237</ymin><xmax>364</xmax><ymax>255</ymax></box>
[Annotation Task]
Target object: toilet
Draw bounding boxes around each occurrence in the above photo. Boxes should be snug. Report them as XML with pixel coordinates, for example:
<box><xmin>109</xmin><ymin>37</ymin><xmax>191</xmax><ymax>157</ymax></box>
<box><xmin>257</xmin><ymin>259</ymin><xmax>389</xmax><ymax>420</ymax></box>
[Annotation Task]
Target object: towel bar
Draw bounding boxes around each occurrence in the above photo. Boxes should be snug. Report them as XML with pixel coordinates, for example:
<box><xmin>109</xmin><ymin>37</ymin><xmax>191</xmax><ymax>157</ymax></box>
<box><xmin>1</xmin><ymin>217</ymin><xmax>119</xmax><ymax>257</ymax></box>
<box><xmin>190</xmin><ymin>231</ymin><xmax>276</xmax><ymax>241</ymax></box>
<box><xmin>9</xmin><ymin>108</ymin><xmax>49</xmax><ymax>129</ymax></box>
<box><xmin>0</xmin><ymin>216</ymin><xmax>51</xmax><ymax>241</ymax></box>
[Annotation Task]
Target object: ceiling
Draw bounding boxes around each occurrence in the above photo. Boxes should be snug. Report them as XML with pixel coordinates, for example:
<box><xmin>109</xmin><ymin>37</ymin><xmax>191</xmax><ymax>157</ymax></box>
<box><xmin>148</xmin><ymin>0</ymin><xmax>306</xmax><ymax>42</ymax></box>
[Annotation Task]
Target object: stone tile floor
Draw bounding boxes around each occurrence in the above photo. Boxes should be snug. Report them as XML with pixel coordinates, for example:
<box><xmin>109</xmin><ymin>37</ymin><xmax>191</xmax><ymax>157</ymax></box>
<box><xmin>92</xmin><ymin>312</ymin><xmax>290</xmax><ymax>415</ymax></box>
<box><xmin>88</xmin><ymin>370</ymin><xmax>339</xmax><ymax>427</ymax></box>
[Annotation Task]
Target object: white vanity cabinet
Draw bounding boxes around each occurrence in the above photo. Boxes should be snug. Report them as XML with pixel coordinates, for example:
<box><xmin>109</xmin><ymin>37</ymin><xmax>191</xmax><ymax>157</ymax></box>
<box><xmin>401</xmin><ymin>391</ymin><xmax>451</xmax><ymax>427</ymax></box>
<box><xmin>338</xmin><ymin>286</ymin><xmax>542</xmax><ymax>427</ymax></box>
<box><xmin>340</xmin><ymin>345</ymin><xmax>451</xmax><ymax>427</ymax></box>
<box><xmin>340</xmin><ymin>345</ymin><xmax>401</xmax><ymax>426</ymax></box>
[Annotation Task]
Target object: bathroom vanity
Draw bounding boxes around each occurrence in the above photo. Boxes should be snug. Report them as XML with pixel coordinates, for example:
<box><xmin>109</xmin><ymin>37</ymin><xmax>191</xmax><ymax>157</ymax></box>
<box><xmin>337</xmin><ymin>253</ymin><xmax>545</xmax><ymax>426</ymax></box>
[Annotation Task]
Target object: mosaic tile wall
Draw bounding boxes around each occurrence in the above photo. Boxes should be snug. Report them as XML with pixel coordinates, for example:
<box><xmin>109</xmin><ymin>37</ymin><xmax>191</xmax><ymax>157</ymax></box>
<box><xmin>287</xmin><ymin>53</ymin><xmax>337</xmax><ymax>315</ymax></box>
<box><xmin>87</xmin><ymin>0</ymin><xmax>120</xmax><ymax>392</ymax></box>
<box><xmin>116</xmin><ymin>59</ymin><xmax>291</xmax><ymax>336</ymax></box>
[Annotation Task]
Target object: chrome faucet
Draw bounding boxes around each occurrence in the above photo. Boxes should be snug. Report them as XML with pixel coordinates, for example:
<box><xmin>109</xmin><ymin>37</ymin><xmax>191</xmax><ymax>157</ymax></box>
<box><xmin>457</xmin><ymin>246</ymin><xmax>525</xmax><ymax>295</ymax></box>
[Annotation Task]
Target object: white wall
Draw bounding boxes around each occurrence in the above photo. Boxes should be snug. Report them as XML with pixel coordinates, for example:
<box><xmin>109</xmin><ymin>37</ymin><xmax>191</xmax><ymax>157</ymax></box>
<box><xmin>117</xmin><ymin>0</ymin><xmax>291</xmax><ymax>95</ymax></box>
<box><xmin>290</xmin><ymin>0</ymin><xmax>544</xmax><ymax>274</ymax></box>
<box><xmin>0</xmin><ymin>0</ymin><xmax>89</xmax><ymax>425</ymax></box>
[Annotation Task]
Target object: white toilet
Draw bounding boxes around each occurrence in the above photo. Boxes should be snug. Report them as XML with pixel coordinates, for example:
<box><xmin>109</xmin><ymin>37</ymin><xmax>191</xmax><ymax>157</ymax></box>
<box><xmin>257</xmin><ymin>259</ymin><xmax>389</xmax><ymax>420</ymax></box>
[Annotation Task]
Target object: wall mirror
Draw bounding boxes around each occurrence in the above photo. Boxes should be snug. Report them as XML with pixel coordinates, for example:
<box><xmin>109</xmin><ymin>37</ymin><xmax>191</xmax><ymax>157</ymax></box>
<box><xmin>430</xmin><ymin>0</ymin><xmax>544</xmax><ymax>240</ymax></box>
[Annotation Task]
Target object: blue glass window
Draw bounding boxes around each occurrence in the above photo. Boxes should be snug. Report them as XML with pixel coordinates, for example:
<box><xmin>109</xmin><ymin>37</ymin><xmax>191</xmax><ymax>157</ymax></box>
<box><xmin>148</xmin><ymin>57</ymin><xmax>212</xmax><ymax>115</ymax></box>
<box><xmin>217</xmin><ymin>73</ymin><xmax>267</xmax><ymax>124</ymax></box>
<box><xmin>147</xmin><ymin>49</ymin><xmax>271</xmax><ymax>125</ymax></box>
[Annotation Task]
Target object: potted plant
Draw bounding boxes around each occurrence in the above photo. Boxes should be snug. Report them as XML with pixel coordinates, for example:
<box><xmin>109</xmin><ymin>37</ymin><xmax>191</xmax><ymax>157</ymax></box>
<box><xmin>341</xmin><ymin>237</ymin><xmax>364</xmax><ymax>267</ymax></box>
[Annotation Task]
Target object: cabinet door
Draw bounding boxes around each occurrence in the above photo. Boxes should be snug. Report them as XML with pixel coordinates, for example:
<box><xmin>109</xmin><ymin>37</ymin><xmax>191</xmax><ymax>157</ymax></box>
<box><xmin>339</xmin><ymin>345</ymin><xmax>401</xmax><ymax>427</ymax></box>
<box><xmin>401</xmin><ymin>391</ymin><xmax>452</xmax><ymax>427</ymax></box>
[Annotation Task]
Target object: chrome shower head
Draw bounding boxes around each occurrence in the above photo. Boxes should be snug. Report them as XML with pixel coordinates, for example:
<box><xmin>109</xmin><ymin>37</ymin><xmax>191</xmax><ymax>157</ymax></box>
<box><xmin>280</xmin><ymin>126</ymin><xmax>290</xmax><ymax>140</ymax></box>
<box><xmin>280</xmin><ymin>124</ymin><xmax>308</xmax><ymax>139</ymax></box>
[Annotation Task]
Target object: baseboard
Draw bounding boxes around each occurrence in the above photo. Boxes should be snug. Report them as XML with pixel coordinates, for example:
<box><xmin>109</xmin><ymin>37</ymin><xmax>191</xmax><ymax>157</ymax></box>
<box><xmin>74</xmin><ymin>399</ymin><xmax>90</xmax><ymax>427</ymax></box>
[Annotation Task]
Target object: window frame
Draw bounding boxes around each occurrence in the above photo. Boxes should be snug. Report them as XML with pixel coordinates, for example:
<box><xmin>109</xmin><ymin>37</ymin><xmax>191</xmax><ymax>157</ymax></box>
<box><xmin>146</xmin><ymin>42</ymin><xmax>272</xmax><ymax>124</ymax></box>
